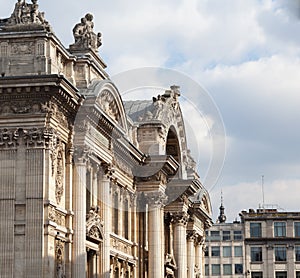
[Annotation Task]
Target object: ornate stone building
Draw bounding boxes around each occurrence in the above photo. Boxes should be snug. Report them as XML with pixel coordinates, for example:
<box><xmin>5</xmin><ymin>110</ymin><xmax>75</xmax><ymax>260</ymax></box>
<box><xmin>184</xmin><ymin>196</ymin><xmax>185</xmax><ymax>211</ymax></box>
<box><xmin>0</xmin><ymin>1</ymin><xmax>212</xmax><ymax>277</ymax></box>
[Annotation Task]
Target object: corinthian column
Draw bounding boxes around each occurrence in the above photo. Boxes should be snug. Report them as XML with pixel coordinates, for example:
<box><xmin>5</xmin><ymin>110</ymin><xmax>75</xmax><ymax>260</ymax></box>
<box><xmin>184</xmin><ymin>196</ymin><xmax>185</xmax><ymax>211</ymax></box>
<box><xmin>99</xmin><ymin>167</ymin><xmax>112</xmax><ymax>278</ymax></box>
<box><xmin>72</xmin><ymin>149</ymin><xmax>88</xmax><ymax>278</ymax></box>
<box><xmin>187</xmin><ymin>231</ymin><xmax>196</xmax><ymax>278</ymax></box>
<box><xmin>146</xmin><ymin>192</ymin><xmax>167</xmax><ymax>278</ymax></box>
<box><xmin>173</xmin><ymin>212</ymin><xmax>189</xmax><ymax>278</ymax></box>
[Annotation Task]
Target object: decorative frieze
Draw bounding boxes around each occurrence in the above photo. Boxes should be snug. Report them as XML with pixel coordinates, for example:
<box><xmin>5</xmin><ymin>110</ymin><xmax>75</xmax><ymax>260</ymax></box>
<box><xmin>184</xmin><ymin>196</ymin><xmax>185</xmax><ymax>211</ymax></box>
<box><xmin>48</xmin><ymin>206</ymin><xmax>66</xmax><ymax>226</ymax></box>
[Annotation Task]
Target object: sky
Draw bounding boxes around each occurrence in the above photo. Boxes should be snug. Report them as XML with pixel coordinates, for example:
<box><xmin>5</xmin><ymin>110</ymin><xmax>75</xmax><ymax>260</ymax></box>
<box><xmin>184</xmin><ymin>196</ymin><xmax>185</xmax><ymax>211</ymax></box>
<box><xmin>1</xmin><ymin>0</ymin><xmax>300</xmax><ymax>222</ymax></box>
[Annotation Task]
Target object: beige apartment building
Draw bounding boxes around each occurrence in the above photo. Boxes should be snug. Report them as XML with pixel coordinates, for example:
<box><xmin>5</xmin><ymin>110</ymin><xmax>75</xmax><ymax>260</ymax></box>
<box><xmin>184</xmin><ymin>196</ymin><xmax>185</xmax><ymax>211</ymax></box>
<box><xmin>0</xmin><ymin>1</ymin><xmax>212</xmax><ymax>277</ymax></box>
<box><xmin>205</xmin><ymin>206</ymin><xmax>300</xmax><ymax>278</ymax></box>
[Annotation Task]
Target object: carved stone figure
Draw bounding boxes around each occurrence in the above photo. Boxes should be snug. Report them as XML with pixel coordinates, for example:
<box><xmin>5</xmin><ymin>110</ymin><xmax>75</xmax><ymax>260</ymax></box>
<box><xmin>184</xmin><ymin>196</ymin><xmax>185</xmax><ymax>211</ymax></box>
<box><xmin>71</xmin><ymin>13</ymin><xmax>102</xmax><ymax>51</ymax></box>
<box><xmin>5</xmin><ymin>0</ymin><xmax>50</xmax><ymax>31</ymax></box>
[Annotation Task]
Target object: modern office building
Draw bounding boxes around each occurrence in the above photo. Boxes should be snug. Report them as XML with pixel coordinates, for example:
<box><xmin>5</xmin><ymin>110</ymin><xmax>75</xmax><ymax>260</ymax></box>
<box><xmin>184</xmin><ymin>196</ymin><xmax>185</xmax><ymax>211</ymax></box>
<box><xmin>205</xmin><ymin>205</ymin><xmax>300</xmax><ymax>278</ymax></box>
<box><xmin>0</xmin><ymin>1</ymin><xmax>212</xmax><ymax>277</ymax></box>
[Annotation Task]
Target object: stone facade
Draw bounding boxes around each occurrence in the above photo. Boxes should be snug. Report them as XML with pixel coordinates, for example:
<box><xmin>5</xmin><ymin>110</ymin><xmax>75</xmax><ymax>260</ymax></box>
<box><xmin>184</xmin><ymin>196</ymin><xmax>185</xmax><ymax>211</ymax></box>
<box><xmin>0</xmin><ymin>1</ymin><xmax>212</xmax><ymax>277</ymax></box>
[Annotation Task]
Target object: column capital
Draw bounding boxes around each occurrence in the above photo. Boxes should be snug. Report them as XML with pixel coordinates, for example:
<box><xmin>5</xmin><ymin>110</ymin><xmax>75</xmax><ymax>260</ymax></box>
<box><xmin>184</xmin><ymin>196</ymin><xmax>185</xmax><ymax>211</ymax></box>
<box><xmin>186</xmin><ymin>230</ymin><xmax>197</xmax><ymax>241</ymax></box>
<box><xmin>73</xmin><ymin>146</ymin><xmax>91</xmax><ymax>164</ymax></box>
<box><xmin>172</xmin><ymin>211</ymin><xmax>189</xmax><ymax>226</ymax></box>
<box><xmin>144</xmin><ymin>191</ymin><xmax>168</xmax><ymax>209</ymax></box>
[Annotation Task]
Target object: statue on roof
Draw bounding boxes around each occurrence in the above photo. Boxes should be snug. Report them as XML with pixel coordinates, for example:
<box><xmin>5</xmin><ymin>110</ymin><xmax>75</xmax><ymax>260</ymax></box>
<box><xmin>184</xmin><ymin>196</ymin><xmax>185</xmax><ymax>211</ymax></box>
<box><xmin>3</xmin><ymin>0</ymin><xmax>50</xmax><ymax>31</ymax></box>
<box><xmin>71</xmin><ymin>13</ymin><xmax>102</xmax><ymax>51</ymax></box>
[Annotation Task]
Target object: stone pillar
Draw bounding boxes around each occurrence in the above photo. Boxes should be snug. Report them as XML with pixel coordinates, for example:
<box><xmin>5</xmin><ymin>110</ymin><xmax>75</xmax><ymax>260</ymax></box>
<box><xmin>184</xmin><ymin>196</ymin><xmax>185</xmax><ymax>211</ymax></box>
<box><xmin>146</xmin><ymin>192</ymin><xmax>166</xmax><ymax>278</ymax></box>
<box><xmin>92</xmin><ymin>166</ymin><xmax>98</xmax><ymax>207</ymax></box>
<box><xmin>99</xmin><ymin>168</ymin><xmax>112</xmax><ymax>278</ymax></box>
<box><xmin>72</xmin><ymin>151</ymin><xmax>88</xmax><ymax>278</ymax></box>
<box><xmin>0</xmin><ymin>149</ymin><xmax>16</xmax><ymax>277</ymax></box>
<box><xmin>173</xmin><ymin>212</ymin><xmax>189</xmax><ymax>278</ymax></box>
<box><xmin>194</xmin><ymin>238</ymin><xmax>203</xmax><ymax>277</ymax></box>
<box><xmin>25</xmin><ymin>148</ymin><xmax>44</xmax><ymax>276</ymax></box>
<box><xmin>187</xmin><ymin>231</ymin><xmax>196</xmax><ymax>278</ymax></box>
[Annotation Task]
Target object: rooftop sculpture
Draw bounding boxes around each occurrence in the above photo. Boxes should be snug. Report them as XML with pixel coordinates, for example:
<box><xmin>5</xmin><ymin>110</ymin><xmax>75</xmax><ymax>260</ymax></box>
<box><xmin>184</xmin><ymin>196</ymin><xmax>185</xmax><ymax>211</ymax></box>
<box><xmin>1</xmin><ymin>0</ymin><xmax>51</xmax><ymax>31</ymax></box>
<box><xmin>70</xmin><ymin>13</ymin><xmax>102</xmax><ymax>51</ymax></box>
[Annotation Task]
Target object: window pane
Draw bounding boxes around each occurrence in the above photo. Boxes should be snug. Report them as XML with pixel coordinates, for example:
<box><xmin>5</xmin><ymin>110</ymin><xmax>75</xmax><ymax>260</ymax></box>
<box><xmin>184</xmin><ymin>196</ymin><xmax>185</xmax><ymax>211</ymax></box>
<box><xmin>223</xmin><ymin>231</ymin><xmax>231</xmax><ymax>240</ymax></box>
<box><xmin>223</xmin><ymin>264</ymin><xmax>232</xmax><ymax>275</ymax></box>
<box><xmin>223</xmin><ymin>246</ymin><xmax>232</xmax><ymax>257</ymax></box>
<box><xmin>275</xmin><ymin>246</ymin><xmax>286</xmax><ymax>261</ymax></box>
<box><xmin>250</xmin><ymin>223</ymin><xmax>262</xmax><ymax>237</ymax></box>
<box><xmin>296</xmin><ymin>271</ymin><xmax>300</xmax><ymax>278</ymax></box>
<box><xmin>212</xmin><ymin>264</ymin><xmax>220</xmax><ymax>275</ymax></box>
<box><xmin>251</xmin><ymin>247</ymin><xmax>262</xmax><ymax>262</ymax></box>
<box><xmin>235</xmin><ymin>264</ymin><xmax>243</xmax><ymax>274</ymax></box>
<box><xmin>251</xmin><ymin>272</ymin><xmax>263</xmax><ymax>278</ymax></box>
<box><xmin>205</xmin><ymin>264</ymin><xmax>209</xmax><ymax>276</ymax></box>
<box><xmin>204</xmin><ymin>246</ymin><xmax>209</xmax><ymax>257</ymax></box>
<box><xmin>295</xmin><ymin>222</ymin><xmax>300</xmax><ymax>237</ymax></box>
<box><xmin>211</xmin><ymin>246</ymin><xmax>220</xmax><ymax>257</ymax></box>
<box><xmin>234</xmin><ymin>230</ymin><xmax>243</xmax><ymax>240</ymax></box>
<box><xmin>274</xmin><ymin>222</ymin><xmax>286</xmax><ymax>237</ymax></box>
<box><xmin>234</xmin><ymin>246</ymin><xmax>243</xmax><ymax>257</ymax></box>
<box><xmin>295</xmin><ymin>246</ymin><xmax>300</xmax><ymax>261</ymax></box>
<box><xmin>211</xmin><ymin>231</ymin><xmax>220</xmax><ymax>241</ymax></box>
<box><xmin>275</xmin><ymin>271</ymin><xmax>287</xmax><ymax>278</ymax></box>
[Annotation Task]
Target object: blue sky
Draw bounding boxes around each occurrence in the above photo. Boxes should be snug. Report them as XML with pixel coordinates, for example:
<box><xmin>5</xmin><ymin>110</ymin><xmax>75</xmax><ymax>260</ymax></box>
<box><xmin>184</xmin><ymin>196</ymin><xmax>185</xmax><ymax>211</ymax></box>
<box><xmin>1</xmin><ymin>0</ymin><xmax>300</xmax><ymax>221</ymax></box>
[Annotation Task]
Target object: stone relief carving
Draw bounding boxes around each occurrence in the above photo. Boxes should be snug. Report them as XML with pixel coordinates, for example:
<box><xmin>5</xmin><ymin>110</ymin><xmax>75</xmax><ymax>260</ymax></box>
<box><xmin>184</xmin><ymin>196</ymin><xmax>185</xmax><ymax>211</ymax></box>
<box><xmin>86</xmin><ymin>206</ymin><xmax>104</xmax><ymax>241</ymax></box>
<box><xmin>71</xmin><ymin>13</ymin><xmax>102</xmax><ymax>51</ymax></box>
<box><xmin>97</xmin><ymin>90</ymin><xmax>121</xmax><ymax>125</ymax></box>
<box><xmin>55</xmin><ymin>142</ymin><xmax>65</xmax><ymax>204</ymax></box>
<box><xmin>55</xmin><ymin>240</ymin><xmax>66</xmax><ymax>278</ymax></box>
<box><xmin>48</xmin><ymin>206</ymin><xmax>65</xmax><ymax>226</ymax></box>
<box><xmin>5</xmin><ymin>0</ymin><xmax>51</xmax><ymax>31</ymax></box>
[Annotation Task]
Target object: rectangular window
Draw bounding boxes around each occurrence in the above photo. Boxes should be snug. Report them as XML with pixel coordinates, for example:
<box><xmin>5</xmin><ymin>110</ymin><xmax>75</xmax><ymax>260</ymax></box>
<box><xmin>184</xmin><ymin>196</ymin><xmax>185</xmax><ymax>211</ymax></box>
<box><xmin>295</xmin><ymin>245</ymin><xmax>300</xmax><ymax>261</ymax></box>
<box><xmin>205</xmin><ymin>264</ymin><xmax>209</xmax><ymax>276</ymax></box>
<box><xmin>274</xmin><ymin>222</ymin><xmax>286</xmax><ymax>237</ymax></box>
<box><xmin>223</xmin><ymin>264</ymin><xmax>232</xmax><ymax>275</ymax></box>
<box><xmin>251</xmin><ymin>247</ymin><xmax>262</xmax><ymax>262</ymax></box>
<box><xmin>275</xmin><ymin>271</ymin><xmax>287</xmax><ymax>278</ymax></box>
<box><xmin>251</xmin><ymin>272</ymin><xmax>263</xmax><ymax>278</ymax></box>
<box><xmin>204</xmin><ymin>246</ymin><xmax>209</xmax><ymax>257</ymax></box>
<box><xmin>211</xmin><ymin>264</ymin><xmax>220</xmax><ymax>275</ymax></box>
<box><xmin>295</xmin><ymin>222</ymin><xmax>300</xmax><ymax>237</ymax></box>
<box><xmin>296</xmin><ymin>271</ymin><xmax>300</xmax><ymax>278</ymax></box>
<box><xmin>211</xmin><ymin>246</ymin><xmax>220</xmax><ymax>257</ymax></box>
<box><xmin>234</xmin><ymin>230</ymin><xmax>243</xmax><ymax>240</ymax></box>
<box><xmin>234</xmin><ymin>246</ymin><xmax>243</xmax><ymax>257</ymax></box>
<box><xmin>223</xmin><ymin>246</ymin><xmax>232</xmax><ymax>257</ymax></box>
<box><xmin>275</xmin><ymin>246</ymin><xmax>286</xmax><ymax>261</ymax></box>
<box><xmin>234</xmin><ymin>264</ymin><xmax>243</xmax><ymax>274</ymax></box>
<box><xmin>223</xmin><ymin>231</ymin><xmax>231</xmax><ymax>240</ymax></box>
<box><xmin>211</xmin><ymin>231</ymin><xmax>220</xmax><ymax>241</ymax></box>
<box><xmin>250</xmin><ymin>223</ymin><xmax>262</xmax><ymax>237</ymax></box>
